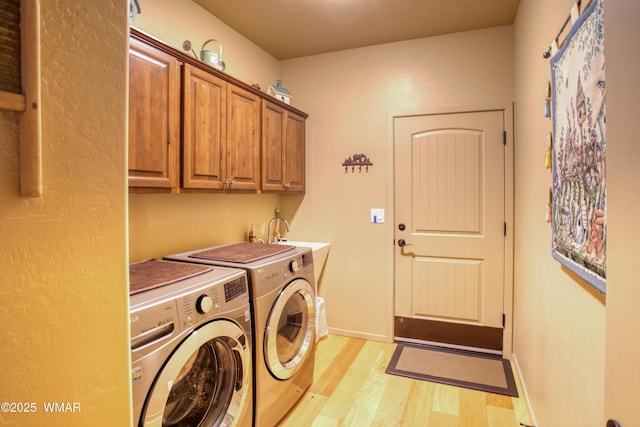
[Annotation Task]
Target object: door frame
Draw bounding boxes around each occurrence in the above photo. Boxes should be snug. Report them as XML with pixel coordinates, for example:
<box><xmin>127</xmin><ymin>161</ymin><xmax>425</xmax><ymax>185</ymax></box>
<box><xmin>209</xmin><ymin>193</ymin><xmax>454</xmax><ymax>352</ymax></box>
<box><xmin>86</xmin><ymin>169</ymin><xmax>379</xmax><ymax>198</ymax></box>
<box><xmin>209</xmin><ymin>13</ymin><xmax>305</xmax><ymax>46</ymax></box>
<box><xmin>386</xmin><ymin>104</ymin><xmax>515</xmax><ymax>357</ymax></box>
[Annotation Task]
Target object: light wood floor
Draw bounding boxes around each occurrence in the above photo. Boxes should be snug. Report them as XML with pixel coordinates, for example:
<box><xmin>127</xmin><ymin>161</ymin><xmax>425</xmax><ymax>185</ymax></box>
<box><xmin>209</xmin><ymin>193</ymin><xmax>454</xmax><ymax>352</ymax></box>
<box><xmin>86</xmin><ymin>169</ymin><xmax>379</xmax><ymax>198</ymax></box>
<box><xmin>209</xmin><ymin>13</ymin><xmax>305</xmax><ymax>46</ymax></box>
<box><xmin>278</xmin><ymin>334</ymin><xmax>534</xmax><ymax>427</ymax></box>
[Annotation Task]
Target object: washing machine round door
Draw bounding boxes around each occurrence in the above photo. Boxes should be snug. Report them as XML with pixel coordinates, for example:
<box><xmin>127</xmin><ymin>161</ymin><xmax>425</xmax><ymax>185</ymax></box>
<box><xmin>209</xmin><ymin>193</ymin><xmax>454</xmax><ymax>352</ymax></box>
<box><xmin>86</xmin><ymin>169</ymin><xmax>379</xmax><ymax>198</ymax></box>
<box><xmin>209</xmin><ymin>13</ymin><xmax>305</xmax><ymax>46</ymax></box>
<box><xmin>264</xmin><ymin>278</ymin><xmax>315</xmax><ymax>380</ymax></box>
<box><xmin>141</xmin><ymin>319</ymin><xmax>250</xmax><ymax>427</ymax></box>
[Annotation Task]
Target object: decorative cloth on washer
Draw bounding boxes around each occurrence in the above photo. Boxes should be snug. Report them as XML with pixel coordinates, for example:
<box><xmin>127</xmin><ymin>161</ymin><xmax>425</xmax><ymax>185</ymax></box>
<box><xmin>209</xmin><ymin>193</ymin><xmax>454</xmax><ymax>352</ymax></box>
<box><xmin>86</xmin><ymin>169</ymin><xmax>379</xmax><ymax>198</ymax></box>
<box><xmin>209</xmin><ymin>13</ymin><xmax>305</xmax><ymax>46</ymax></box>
<box><xmin>129</xmin><ymin>258</ymin><xmax>213</xmax><ymax>295</ymax></box>
<box><xmin>189</xmin><ymin>242</ymin><xmax>296</xmax><ymax>264</ymax></box>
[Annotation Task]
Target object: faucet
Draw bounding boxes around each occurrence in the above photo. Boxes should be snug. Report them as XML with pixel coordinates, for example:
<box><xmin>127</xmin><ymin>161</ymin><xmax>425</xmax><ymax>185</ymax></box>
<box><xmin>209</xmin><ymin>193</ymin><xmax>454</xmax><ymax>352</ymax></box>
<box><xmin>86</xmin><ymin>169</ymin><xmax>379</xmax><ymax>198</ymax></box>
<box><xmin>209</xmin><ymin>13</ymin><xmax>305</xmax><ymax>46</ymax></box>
<box><xmin>267</xmin><ymin>210</ymin><xmax>290</xmax><ymax>243</ymax></box>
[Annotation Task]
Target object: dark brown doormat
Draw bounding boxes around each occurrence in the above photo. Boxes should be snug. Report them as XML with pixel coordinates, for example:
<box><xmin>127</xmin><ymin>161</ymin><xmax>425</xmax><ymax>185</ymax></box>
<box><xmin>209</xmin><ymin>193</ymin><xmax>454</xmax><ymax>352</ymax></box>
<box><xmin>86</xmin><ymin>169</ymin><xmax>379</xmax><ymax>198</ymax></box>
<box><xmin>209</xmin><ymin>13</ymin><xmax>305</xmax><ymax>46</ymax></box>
<box><xmin>385</xmin><ymin>343</ymin><xmax>518</xmax><ymax>397</ymax></box>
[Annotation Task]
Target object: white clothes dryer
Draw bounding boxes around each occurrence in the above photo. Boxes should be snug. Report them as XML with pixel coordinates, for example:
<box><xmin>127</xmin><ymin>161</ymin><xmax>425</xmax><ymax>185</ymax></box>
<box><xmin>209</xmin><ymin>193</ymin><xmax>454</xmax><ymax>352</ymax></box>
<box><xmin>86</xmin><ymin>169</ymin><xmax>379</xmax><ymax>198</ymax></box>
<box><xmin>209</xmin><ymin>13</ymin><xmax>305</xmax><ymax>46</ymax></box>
<box><xmin>130</xmin><ymin>259</ymin><xmax>253</xmax><ymax>427</ymax></box>
<box><xmin>165</xmin><ymin>243</ymin><xmax>316</xmax><ymax>427</ymax></box>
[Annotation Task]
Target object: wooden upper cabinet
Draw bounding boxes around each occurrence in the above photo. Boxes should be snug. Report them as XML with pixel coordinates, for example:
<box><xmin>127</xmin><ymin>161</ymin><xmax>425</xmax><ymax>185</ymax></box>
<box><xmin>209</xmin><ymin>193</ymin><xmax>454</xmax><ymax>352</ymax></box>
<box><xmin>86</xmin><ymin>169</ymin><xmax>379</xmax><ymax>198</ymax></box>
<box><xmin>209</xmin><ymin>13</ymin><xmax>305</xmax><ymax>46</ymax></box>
<box><xmin>128</xmin><ymin>28</ymin><xmax>307</xmax><ymax>194</ymax></box>
<box><xmin>262</xmin><ymin>100</ymin><xmax>306</xmax><ymax>193</ymax></box>
<box><xmin>182</xmin><ymin>64</ymin><xmax>227</xmax><ymax>190</ymax></box>
<box><xmin>283</xmin><ymin>110</ymin><xmax>306</xmax><ymax>192</ymax></box>
<box><xmin>226</xmin><ymin>85</ymin><xmax>261</xmax><ymax>191</ymax></box>
<box><xmin>128</xmin><ymin>37</ymin><xmax>180</xmax><ymax>192</ymax></box>
<box><xmin>262</xmin><ymin>101</ymin><xmax>285</xmax><ymax>191</ymax></box>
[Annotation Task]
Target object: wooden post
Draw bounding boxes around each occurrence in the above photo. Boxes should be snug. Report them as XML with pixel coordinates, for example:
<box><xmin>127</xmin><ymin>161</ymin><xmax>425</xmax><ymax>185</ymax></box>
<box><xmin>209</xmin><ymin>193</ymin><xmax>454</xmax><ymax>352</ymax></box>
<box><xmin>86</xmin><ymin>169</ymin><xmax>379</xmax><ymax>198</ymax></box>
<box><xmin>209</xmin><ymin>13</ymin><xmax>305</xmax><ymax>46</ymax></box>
<box><xmin>19</xmin><ymin>0</ymin><xmax>42</xmax><ymax>197</ymax></box>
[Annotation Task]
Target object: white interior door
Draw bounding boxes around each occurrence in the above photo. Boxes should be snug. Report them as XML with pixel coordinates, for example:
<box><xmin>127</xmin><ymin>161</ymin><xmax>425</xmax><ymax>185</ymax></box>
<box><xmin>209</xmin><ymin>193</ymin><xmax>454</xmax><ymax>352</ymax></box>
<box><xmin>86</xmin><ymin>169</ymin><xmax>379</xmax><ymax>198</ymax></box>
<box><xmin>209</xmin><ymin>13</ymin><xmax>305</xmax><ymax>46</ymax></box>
<box><xmin>394</xmin><ymin>110</ymin><xmax>506</xmax><ymax>351</ymax></box>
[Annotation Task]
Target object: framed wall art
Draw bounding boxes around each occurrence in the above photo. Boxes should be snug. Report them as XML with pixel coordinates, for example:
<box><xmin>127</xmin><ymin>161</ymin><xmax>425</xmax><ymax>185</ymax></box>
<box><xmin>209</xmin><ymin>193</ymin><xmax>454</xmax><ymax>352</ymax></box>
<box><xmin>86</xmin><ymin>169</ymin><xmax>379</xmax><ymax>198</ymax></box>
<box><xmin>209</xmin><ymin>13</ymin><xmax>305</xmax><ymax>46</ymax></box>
<box><xmin>550</xmin><ymin>0</ymin><xmax>606</xmax><ymax>294</ymax></box>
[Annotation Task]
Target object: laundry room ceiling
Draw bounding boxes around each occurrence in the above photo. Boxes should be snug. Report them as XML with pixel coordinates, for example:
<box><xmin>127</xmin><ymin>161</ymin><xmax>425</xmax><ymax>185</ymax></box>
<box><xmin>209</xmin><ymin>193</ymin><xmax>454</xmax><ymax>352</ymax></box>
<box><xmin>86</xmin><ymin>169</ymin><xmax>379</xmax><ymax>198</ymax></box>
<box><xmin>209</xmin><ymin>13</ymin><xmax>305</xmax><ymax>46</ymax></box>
<box><xmin>193</xmin><ymin>0</ymin><xmax>521</xmax><ymax>60</ymax></box>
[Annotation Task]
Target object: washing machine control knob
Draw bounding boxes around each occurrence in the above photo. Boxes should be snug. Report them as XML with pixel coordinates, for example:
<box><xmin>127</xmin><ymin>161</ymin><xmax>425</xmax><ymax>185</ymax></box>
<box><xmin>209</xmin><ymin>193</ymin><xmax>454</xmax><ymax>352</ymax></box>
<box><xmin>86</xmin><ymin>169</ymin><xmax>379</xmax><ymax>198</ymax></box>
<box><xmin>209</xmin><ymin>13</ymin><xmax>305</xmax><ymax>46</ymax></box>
<box><xmin>196</xmin><ymin>294</ymin><xmax>214</xmax><ymax>314</ymax></box>
<box><xmin>289</xmin><ymin>260</ymin><xmax>300</xmax><ymax>273</ymax></box>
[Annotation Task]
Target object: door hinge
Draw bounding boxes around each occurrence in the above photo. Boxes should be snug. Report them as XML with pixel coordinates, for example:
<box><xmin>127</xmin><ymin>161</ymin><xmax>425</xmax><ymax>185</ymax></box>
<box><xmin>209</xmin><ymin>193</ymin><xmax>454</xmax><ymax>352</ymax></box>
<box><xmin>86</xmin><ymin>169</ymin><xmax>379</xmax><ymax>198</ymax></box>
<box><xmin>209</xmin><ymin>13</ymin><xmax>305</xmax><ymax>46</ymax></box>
<box><xmin>502</xmin><ymin>313</ymin><xmax>506</xmax><ymax>327</ymax></box>
<box><xmin>503</xmin><ymin>130</ymin><xmax>507</xmax><ymax>145</ymax></box>
<box><xmin>504</xmin><ymin>222</ymin><xmax>507</xmax><ymax>236</ymax></box>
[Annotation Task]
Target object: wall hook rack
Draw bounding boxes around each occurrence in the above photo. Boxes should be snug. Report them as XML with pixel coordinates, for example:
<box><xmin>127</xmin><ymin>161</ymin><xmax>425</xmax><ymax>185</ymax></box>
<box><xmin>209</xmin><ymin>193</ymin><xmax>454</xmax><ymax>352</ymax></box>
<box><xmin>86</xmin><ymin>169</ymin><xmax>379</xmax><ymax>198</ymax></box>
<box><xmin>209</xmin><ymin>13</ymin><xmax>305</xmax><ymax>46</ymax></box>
<box><xmin>342</xmin><ymin>153</ymin><xmax>373</xmax><ymax>173</ymax></box>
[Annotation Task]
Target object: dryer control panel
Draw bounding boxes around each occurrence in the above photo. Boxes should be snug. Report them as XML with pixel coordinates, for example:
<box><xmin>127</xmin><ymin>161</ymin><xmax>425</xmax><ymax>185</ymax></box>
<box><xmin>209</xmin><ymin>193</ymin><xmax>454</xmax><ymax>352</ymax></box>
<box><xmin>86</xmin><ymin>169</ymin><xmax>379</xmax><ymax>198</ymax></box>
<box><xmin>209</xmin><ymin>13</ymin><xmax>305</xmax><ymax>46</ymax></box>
<box><xmin>251</xmin><ymin>248</ymin><xmax>315</xmax><ymax>295</ymax></box>
<box><xmin>176</xmin><ymin>275</ymin><xmax>249</xmax><ymax>328</ymax></box>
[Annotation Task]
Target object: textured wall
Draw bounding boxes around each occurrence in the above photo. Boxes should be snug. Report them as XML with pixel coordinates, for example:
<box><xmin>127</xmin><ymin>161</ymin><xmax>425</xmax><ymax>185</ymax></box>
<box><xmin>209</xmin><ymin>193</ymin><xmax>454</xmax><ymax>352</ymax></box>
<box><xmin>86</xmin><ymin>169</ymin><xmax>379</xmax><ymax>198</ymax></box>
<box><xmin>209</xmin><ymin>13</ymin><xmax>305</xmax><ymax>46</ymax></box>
<box><xmin>133</xmin><ymin>0</ymin><xmax>280</xmax><ymax>91</ymax></box>
<box><xmin>129</xmin><ymin>193</ymin><xmax>281</xmax><ymax>261</ymax></box>
<box><xmin>128</xmin><ymin>0</ymin><xmax>286</xmax><ymax>262</ymax></box>
<box><xmin>280</xmin><ymin>26</ymin><xmax>514</xmax><ymax>341</ymax></box>
<box><xmin>604</xmin><ymin>0</ymin><xmax>640</xmax><ymax>424</ymax></box>
<box><xmin>513</xmin><ymin>0</ymin><xmax>606</xmax><ymax>425</ymax></box>
<box><xmin>0</xmin><ymin>1</ymin><xmax>130</xmax><ymax>426</ymax></box>
<box><xmin>131</xmin><ymin>2</ymin><xmax>515</xmax><ymax>342</ymax></box>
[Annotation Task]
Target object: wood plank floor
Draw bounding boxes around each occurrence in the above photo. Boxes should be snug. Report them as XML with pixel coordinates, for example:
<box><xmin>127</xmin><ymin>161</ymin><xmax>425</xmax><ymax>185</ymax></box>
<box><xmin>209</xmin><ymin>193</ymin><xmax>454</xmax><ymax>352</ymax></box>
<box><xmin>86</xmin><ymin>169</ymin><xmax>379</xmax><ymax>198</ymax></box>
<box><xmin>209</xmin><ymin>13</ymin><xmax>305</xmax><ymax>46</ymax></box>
<box><xmin>278</xmin><ymin>335</ymin><xmax>534</xmax><ymax>427</ymax></box>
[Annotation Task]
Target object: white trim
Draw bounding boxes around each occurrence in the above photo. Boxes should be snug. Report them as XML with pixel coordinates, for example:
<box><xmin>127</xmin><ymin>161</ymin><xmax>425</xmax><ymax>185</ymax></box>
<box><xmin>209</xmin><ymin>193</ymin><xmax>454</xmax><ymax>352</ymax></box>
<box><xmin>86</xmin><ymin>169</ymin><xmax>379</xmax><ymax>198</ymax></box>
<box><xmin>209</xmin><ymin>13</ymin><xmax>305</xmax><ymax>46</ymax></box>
<box><xmin>385</xmin><ymin>109</ymin><xmax>396</xmax><ymax>343</ymax></box>
<box><xmin>327</xmin><ymin>327</ymin><xmax>388</xmax><ymax>343</ymax></box>
<box><xmin>502</xmin><ymin>103</ymin><xmax>515</xmax><ymax>358</ymax></box>
<box><xmin>387</xmin><ymin>103</ymin><xmax>516</xmax><ymax>356</ymax></box>
<box><xmin>512</xmin><ymin>352</ymin><xmax>538</xmax><ymax>427</ymax></box>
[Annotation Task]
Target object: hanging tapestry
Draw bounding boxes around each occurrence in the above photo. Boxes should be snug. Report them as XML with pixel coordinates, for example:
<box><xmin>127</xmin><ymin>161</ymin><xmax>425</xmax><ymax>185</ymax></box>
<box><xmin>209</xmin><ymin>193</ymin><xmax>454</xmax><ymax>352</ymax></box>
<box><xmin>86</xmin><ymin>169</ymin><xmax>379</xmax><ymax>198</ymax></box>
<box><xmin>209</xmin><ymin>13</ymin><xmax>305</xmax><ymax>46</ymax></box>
<box><xmin>550</xmin><ymin>0</ymin><xmax>606</xmax><ymax>294</ymax></box>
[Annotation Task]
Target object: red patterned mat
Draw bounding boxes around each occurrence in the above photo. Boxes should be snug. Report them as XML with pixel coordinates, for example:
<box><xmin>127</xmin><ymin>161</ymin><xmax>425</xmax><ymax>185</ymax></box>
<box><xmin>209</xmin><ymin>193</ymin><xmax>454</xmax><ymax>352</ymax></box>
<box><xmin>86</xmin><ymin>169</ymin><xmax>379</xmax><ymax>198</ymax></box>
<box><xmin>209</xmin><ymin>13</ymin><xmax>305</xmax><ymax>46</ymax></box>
<box><xmin>190</xmin><ymin>242</ymin><xmax>296</xmax><ymax>264</ymax></box>
<box><xmin>129</xmin><ymin>259</ymin><xmax>213</xmax><ymax>295</ymax></box>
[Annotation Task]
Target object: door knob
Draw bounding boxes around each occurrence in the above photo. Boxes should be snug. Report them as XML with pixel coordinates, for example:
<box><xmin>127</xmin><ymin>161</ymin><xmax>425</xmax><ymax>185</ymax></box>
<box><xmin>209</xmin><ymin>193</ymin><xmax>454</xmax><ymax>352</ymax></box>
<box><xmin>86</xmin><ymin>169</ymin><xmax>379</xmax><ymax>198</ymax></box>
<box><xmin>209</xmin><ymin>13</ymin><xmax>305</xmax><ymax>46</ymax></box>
<box><xmin>607</xmin><ymin>420</ymin><xmax>621</xmax><ymax>427</ymax></box>
<box><xmin>397</xmin><ymin>239</ymin><xmax>412</xmax><ymax>247</ymax></box>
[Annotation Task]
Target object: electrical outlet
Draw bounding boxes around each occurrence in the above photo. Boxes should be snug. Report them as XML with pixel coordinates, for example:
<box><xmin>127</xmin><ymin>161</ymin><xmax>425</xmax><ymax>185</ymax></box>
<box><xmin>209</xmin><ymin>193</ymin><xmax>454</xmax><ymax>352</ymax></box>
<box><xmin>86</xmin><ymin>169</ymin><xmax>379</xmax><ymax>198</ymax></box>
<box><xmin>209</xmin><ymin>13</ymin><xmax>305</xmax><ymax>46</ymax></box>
<box><xmin>371</xmin><ymin>208</ymin><xmax>385</xmax><ymax>224</ymax></box>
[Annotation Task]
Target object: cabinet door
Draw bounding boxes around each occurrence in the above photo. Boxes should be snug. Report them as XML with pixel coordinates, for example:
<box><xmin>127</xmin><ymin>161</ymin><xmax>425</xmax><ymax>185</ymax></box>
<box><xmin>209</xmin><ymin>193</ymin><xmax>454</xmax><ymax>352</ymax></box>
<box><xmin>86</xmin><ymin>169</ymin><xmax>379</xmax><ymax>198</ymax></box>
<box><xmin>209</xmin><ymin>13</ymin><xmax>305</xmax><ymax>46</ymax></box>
<box><xmin>182</xmin><ymin>64</ymin><xmax>227</xmax><ymax>190</ymax></box>
<box><xmin>128</xmin><ymin>38</ymin><xmax>180</xmax><ymax>191</ymax></box>
<box><xmin>261</xmin><ymin>101</ymin><xmax>286</xmax><ymax>191</ymax></box>
<box><xmin>261</xmin><ymin>100</ymin><xmax>306</xmax><ymax>193</ymax></box>
<box><xmin>283</xmin><ymin>111</ymin><xmax>306</xmax><ymax>193</ymax></box>
<box><xmin>226</xmin><ymin>85</ymin><xmax>261</xmax><ymax>191</ymax></box>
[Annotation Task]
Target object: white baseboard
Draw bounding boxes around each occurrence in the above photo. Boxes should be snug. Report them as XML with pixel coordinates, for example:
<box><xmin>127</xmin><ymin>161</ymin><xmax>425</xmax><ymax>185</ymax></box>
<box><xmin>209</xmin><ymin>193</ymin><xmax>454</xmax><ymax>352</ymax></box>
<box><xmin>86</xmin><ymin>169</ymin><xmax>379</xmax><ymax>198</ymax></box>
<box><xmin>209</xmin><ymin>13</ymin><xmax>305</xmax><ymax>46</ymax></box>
<box><xmin>327</xmin><ymin>327</ymin><xmax>390</xmax><ymax>343</ymax></box>
<box><xmin>512</xmin><ymin>352</ymin><xmax>538</xmax><ymax>427</ymax></box>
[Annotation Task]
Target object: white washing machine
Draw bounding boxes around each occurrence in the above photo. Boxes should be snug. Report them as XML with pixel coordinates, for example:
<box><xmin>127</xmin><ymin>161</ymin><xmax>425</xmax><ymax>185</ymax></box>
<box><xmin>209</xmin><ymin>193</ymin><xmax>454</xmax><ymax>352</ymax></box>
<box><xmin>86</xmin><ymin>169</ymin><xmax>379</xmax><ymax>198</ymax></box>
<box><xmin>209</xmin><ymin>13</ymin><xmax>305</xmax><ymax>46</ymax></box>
<box><xmin>165</xmin><ymin>243</ymin><xmax>316</xmax><ymax>427</ymax></box>
<box><xmin>130</xmin><ymin>259</ymin><xmax>253</xmax><ymax>427</ymax></box>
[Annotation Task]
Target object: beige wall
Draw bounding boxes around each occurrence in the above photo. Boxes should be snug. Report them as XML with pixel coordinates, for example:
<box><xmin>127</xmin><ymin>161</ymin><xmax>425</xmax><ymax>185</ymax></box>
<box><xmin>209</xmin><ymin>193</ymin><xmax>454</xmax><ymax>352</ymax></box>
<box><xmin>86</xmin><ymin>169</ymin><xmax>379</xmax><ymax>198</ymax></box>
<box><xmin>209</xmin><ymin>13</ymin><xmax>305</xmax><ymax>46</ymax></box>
<box><xmin>0</xmin><ymin>1</ymin><xmax>130</xmax><ymax>426</ymax></box>
<box><xmin>604</xmin><ymin>0</ymin><xmax>640</xmax><ymax>425</ymax></box>
<box><xmin>129</xmin><ymin>193</ymin><xmax>281</xmax><ymax>261</ymax></box>
<box><xmin>513</xmin><ymin>0</ymin><xmax>605</xmax><ymax>425</ymax></box>
<box><xmin>4</xmin><ymin>1</ymin><xmax>620</xmax><ymax>425</ymax></box>
<box><xmin>133</xmin><ymin>0</ymin><xmax>280</xmax><ymax>100</ymax></box>
<box><xmin>279</xmin><ymin>27</ymin><xmax>514</xmax><ymax>340</ymax></box>
<box><xmin>129</xmin><ymin>0</ymin><xmax>285</xmax><ymax>262</ymax></box>
<box><xmin>130</xmin><ymin>5</ymin><xmax>515</xmax><ymax>342</ymax></box>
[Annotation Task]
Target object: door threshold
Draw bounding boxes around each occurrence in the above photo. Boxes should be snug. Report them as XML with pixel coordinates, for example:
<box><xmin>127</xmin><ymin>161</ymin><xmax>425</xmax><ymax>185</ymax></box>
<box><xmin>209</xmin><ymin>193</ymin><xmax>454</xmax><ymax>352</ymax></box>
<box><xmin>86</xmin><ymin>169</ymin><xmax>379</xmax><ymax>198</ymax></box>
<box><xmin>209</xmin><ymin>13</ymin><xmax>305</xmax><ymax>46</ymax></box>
<box><xmin>393</xmin><ymin>316</ymin><xmax>503</xmax><ymax>352</ymax></box>
<box><xmin>394</xmin><ymin>336</ymin><xmax>503</xmax><ymax>356</ymax></box>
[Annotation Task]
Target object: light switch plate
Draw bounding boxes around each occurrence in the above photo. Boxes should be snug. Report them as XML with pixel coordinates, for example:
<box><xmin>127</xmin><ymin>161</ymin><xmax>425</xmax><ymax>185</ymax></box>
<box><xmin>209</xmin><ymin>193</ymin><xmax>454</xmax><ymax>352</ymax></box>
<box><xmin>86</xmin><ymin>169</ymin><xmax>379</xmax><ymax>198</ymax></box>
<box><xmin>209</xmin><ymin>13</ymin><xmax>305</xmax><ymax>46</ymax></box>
<box><xmin>371</xmin><ymin>208</ymin><xmax>385</xmax><ymax>223</ymax></box>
